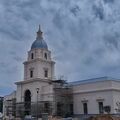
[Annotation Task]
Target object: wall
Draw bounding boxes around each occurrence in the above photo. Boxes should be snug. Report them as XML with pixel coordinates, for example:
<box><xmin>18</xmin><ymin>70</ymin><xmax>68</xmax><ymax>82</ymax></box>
<box><xmin>24</xmin><ymin>49</ymin><xmax>55</xmax><ymax>80</ymax></box>
<box><xmin>16</xmin><ymin>80</ymin><xmax>54</xmax><ymax>103</ymax></box>
<box><xmin>73</xmin><ymin>90</ymin><xmax>114</xmax><ymax>114</ymax></box>
<box><xmin>72</xmin><ymin>80</ymin><xmax>116</xmax><ymax>114</ymax></box>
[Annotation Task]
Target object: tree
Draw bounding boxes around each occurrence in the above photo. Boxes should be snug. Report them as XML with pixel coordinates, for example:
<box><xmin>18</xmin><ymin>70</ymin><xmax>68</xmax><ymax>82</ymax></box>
<box><xmin>115</xmin><ymin>101</ymin><xmax>120</xmax><ymax>113</ymax></box>
<box><xmin>0</xmin><ymin>97</ymin><xmax>3</xmax><ymax>113</ymax></box>
<box><xmin>104</xmin><ymin>106</ymin><xmax>111</xmax><ymax>114</ymax></box>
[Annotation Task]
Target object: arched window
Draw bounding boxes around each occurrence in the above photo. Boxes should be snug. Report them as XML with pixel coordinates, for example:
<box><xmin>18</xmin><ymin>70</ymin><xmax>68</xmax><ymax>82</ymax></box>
<box><xmin>44</xmin><ymin>53</ymin><xmax>47</xmax><ymax>59</ymax></box>
<box><xmin>31</xmin><ymin>53</ymin><xmax>34</xmax><ymax>59</ymax></box>
<box><xmin>30</xmin><ymin>70</ymin><xmax>33</xmax><ymax>78</ymax></box>
<box><xmin>44</xmin><ymin>69</ymin><xmax>48</xmax><ymax>77</ymax></box>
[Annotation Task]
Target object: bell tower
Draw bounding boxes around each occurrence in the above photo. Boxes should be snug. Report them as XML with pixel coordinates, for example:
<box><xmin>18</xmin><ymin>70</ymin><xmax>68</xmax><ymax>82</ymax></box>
<box><xmin>23</xmin><ymin>26</ymin><xmax>55</xmax><ymax>81</ymax></box>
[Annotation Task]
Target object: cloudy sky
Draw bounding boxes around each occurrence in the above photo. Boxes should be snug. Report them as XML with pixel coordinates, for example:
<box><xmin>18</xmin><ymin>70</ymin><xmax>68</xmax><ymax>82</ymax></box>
<box><xmin>1</xmin><ymin>0</ymin><xmax>120</xmax><ymax>96</ymax></box>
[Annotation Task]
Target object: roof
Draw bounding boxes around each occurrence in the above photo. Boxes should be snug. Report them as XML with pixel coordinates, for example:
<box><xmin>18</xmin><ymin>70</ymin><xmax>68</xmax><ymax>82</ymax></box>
<box><xmin>69</xmin><ymin>76</ymin><xmax>120</xmax><ymax>86</ymax></box>
<box><xmin>31</xmin><ymin>25</ymin><xmax>48</xmax><ymax>50</ymax></box>
<box><xmin>31</xmin><ymin>39</ymin><xmax>48</xmax><ymax>50</ymax></box>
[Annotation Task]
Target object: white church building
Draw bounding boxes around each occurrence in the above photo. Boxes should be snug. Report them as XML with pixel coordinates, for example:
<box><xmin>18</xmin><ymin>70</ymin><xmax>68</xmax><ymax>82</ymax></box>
<box><xmin>3</xmin><ymin>26</ymin><xmax>120</xmax><ymax>118</ymax></box>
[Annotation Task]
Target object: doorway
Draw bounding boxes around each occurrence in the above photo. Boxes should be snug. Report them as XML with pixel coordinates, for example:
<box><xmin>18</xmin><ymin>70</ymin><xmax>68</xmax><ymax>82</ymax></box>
<box><xmin>24</xmin><ymin>90</ymin><xmax>31</xmax><ymax>115</ymax></box>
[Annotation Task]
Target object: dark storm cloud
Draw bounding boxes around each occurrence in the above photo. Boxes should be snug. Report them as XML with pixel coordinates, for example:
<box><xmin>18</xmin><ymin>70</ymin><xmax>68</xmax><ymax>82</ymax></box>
<box><xmin>0</xmin><ymin>27</ymin><xmax>24</xmax><ymax>41</ymax></box>
<box><xmin>103</xmin><ymin>0</ymin><xmax>114</xmax><ymax>4</ymax></box>
<box><xmin>104</xmin><ymin>33</ymin><xmax>120</xmax><ymax>50</ymax></box>
<box><xmin>92</xmin><ymin>4</ymin><xmax>104</xmax><ymax>20</ymax></box>
<box><xmin>1</xmin><ymin>0</ymin><xmax>120</xmax><ymax>95</ymax></box>
<box><xmin>70</xmin><ymin>5</ymin><xmax>81</xmax><ymax>16</ymax></box>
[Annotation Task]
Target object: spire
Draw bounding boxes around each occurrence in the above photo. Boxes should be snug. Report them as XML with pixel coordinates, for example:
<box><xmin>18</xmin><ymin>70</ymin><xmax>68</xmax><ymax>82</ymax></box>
<box><xmin>36</xmin><ymin>25</ymin><xmax>43</xmax><ymax>39</ymax></box>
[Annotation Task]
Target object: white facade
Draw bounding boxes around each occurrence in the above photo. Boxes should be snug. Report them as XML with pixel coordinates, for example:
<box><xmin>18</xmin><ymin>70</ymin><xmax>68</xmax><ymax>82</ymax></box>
<box><xmin>3</xmin><ymin>26</ymin><xmax>120</xmax><ymax>117</ymax></box>
<box><xmin>16</xmin><ymin>79</ymin><xmax>54</xmax><ymax>103</ymax></box>
<box><xmin>24</xmin><ymin>48</ymin><xmax>55</xmax><ymax>80</ymax></box>
<box><xmin>15</xmin><ymin>26</ymin><xmax>55</xmax><ymax>110</ymax></box>
<box><xmin>72</xmin><ymin>78</ymin><xmax>120</xmax><ymax>114</ymax></box>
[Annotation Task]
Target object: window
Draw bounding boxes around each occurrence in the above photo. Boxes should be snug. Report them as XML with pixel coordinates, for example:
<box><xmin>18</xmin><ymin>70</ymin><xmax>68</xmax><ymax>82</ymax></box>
<box><xmin>44</xmin><ymin>53</ymin><xmax>47</xmax><ymax>59</ymax></box>
<box><xmin>70</xmin><ymin>104</ymin><xmax>73</xmax><ymax>115</ymax></box>
<box><xmin>44</xmin><ymin>70</ymin><xmax>48</xmax><ymax>77</ymax></box>
<box><xmin>57</xmin><ymin>102</ymin><xmax>63</xmax><ymax>116</ymax></box>
<box><xmin>83</xmin><ymin>103</ymin><xmax>88</xmax><ymax>114</ymax></box>
<box><xmin>31</xmin><ymin>53</ymin><xmax>34</xmax><ymax>59</ymax></box>
<box><xmin>30</xmin><ymin>70</ymin><xmax>33</xmax><ymax>78</ymax></box>
<box><xmin>98</xmin><ymin>102</ymin><xmax>104</xmax><ymax>114</ymax></box>
<box><xmin>44</xmin><ymin>103</ymin><xmax>49</xmax><ymax>113</ymax></box>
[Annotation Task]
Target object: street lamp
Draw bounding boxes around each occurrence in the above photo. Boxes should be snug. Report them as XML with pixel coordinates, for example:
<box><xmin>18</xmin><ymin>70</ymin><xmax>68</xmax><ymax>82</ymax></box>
<box><xmin>36</xmin><ymin>88</ymin><xmax>39</xmax><ymax>120</ymax></box>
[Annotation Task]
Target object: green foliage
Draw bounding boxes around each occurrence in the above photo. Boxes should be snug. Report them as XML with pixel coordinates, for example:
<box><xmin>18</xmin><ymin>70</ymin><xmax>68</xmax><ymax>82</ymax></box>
<box><xmin>0</xmin><ymin>98</ymin><xmax>3</xmax><ymax>112</ymax></box>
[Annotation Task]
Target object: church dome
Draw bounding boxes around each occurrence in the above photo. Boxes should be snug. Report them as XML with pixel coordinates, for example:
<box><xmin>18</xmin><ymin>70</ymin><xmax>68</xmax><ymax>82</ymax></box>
<box><xmin>31</xmin><ymin>25</ymin><xmax>48</xmax><ymax>50</ymax></box>
<box><xmin>31</xmin><ymin>39</ymin><xmax>48</xmax><ymax>49</ymax></box>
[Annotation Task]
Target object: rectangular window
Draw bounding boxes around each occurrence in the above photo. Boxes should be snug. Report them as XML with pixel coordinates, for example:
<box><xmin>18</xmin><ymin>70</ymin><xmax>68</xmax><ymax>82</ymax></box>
<box><xmin>44</xmin><ymin>103</ymin><xmax>49</xmax><ymax>113</ymax></box>
<box><xmin>83</xmin><ymin>103</ymin><xmax>88</xmax><ymax>114</ymax></box>
<box><xmin>70</xmin><ymin>104</ymin><xmax>73</xmax><ymax>115</ymax></box>
<box><xmin>98</xmin><ymin>102</ymin><xmax>104</xmax><ymax>114</ymax></box>
<box><xmin>57</xmin><ymin>102</ymin><xmax>63</xmax><ymax>116</ymax></box>
<box><xmin>30</xmin><ymin>70</ymin><xmax>33</xmax><ymax>78</ymax></box>
<box><xmin>44</xmin><ymin>70</ymin><xmax>48</xmax><ymax>77</ymax></box>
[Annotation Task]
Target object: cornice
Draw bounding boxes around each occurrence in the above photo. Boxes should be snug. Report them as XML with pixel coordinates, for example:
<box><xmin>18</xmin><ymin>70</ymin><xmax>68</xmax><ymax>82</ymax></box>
<box><xmin>15</xmin><ymin>78</ymin><xmax>52</xmax><ymax>85</ymax></box>
<box><xmin>73</xmin><ymin>88</ymin><xmax>120</xmax><ymax>95</ymax></box>
<box><xmin>23</xmin><ymin>58</ymin><xmax>55</xmax><ymax>65</ymax></box>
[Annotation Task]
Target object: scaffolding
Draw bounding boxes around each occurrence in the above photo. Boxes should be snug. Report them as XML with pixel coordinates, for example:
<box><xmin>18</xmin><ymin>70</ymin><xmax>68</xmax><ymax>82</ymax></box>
<box><xmin>4</xmin><ymin>80</ymin><xmax>73</xmax><ymax>118</ymax></box>
<box><xmin>52</xmin><ymin>80</ymin><xmax>73</xmax><ymax>117</ymax></box>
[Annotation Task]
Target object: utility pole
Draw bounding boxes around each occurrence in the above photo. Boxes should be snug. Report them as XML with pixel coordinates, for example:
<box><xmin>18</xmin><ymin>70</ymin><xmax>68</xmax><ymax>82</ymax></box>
<box><xmin>36</xmin><ymin>88</ymin><xmax>39</xmax><ymax>120</ymax></box>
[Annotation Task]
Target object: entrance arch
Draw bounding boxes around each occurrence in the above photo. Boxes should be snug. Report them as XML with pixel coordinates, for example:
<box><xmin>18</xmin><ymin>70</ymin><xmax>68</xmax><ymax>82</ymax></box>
<box><xmin>24</xmin><ymin>89</ymin><xmax>31</xmax><ymax>115</ymax></box>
